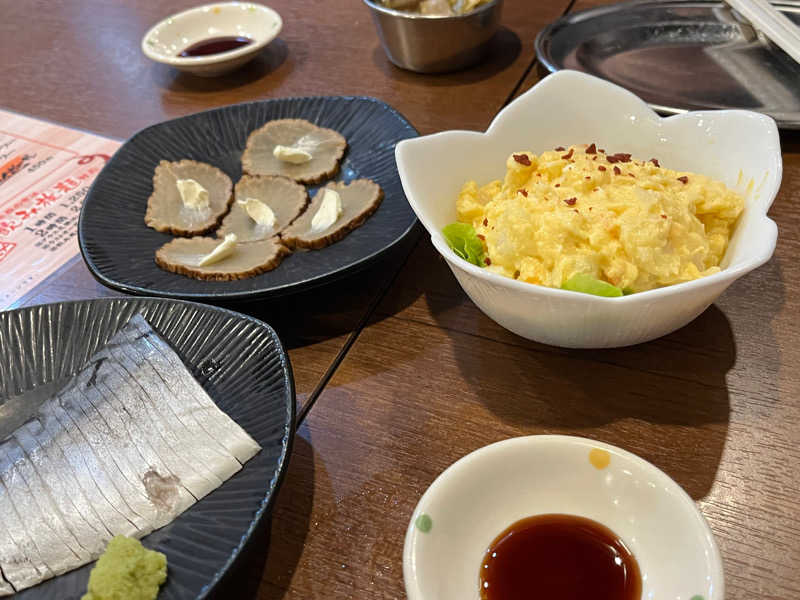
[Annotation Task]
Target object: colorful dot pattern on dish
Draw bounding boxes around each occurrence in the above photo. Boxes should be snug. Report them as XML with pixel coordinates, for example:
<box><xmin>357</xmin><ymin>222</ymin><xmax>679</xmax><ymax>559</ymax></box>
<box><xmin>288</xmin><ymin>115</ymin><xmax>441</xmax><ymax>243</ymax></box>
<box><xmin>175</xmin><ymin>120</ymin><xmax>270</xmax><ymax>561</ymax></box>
<box><xmin>589</xmin><ymin>448</ymin><xmax>611</xmax><ymax>469</ymax></box>
<box><xmin>415</xmin><ymin>514</ymin><xmax>432</xmax><ymax>533</ymax></box>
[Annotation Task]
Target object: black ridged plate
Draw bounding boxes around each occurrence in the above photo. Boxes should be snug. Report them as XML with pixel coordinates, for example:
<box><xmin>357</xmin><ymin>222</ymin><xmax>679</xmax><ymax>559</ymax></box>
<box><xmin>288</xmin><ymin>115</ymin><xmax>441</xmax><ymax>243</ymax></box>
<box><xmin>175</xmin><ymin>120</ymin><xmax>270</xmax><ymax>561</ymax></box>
<box><xmin>0</xmin><ymin>298</ymin><xmax>295</xmax><ymax>599</ymax></box>
<box><xmin>78</xmin><ymin>96</ymin><xmax>418</xmax><ymax>300</ymax></box>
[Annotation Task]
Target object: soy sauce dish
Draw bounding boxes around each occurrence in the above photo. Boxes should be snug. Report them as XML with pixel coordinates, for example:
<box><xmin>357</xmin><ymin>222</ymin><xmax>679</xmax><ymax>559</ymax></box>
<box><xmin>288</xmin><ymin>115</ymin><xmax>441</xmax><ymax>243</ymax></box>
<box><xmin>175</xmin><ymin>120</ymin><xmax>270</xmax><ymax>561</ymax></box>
<box><xmin>141</xmin><ymin>2</ymin><xmax>283</xmax><ymax>76</ymax></box>
<box><xmin>403</xmin><ymin>435</ymin><xmax>723</xmax><ymax>600</ymax></box>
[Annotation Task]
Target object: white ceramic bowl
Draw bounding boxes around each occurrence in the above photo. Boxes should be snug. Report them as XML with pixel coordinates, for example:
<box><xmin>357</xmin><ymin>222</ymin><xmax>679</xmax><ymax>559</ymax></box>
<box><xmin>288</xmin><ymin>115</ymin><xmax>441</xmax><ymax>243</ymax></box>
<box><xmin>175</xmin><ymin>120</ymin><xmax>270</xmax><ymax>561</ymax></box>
<box><xmin>404</xmin><ymin>435</ymin><xmax>723</xmax><ymax>600</ymax></box>
<box><xmin>395</xmin><ymin>70</ymin><xmax>781</xmax><ymax>348</ymax></box>
<box><xmin>141</xmin><ymin>2</ymin><xmax>282</xmax><ymax>77</ymax></box>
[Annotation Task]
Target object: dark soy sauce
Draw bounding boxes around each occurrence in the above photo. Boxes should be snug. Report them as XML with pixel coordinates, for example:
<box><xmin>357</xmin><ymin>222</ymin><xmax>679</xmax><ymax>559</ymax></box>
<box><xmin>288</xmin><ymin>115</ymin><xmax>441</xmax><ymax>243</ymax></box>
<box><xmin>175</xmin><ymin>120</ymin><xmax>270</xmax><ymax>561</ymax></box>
<box><xmin>178</xmin><ymin>36</ymin><xmax>253</xmax><ymax>57</ymax></box>
<box><xmin>480</xmin><ymin>514</ymin><xmax>642</xmax><ymax>600</ymax></box>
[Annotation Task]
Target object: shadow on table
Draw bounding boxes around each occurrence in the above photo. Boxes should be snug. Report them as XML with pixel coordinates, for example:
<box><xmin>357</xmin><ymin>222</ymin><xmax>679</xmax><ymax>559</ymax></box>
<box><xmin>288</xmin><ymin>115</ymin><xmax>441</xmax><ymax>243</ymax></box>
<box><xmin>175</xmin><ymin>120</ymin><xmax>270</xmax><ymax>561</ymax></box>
<box><xmin>444</xmin><ymin>295</ymin><xmax>739</xmax><ymax>500</ymax></box>
<box><xmin>371</xmin><ymin>25</ymin><xmax>522</xmax><ymax>86</ymax></box>
<box><xmin>208</xmin><ymin>429</ymin><xmax>318</xmax><ymax>600</ymax></box>
<box><xmin>155</xmin><ymin>38</ymin><xmax>289</xmax><ymax>94</ymax></box>
<box><xmin>212</xmin><ymin>224</ymin><xmax>423</xmax><ymax>351</ymax></box>
<box><xmin>780</xmin><ymin>129</ymin><xmax>800</xmax><ymax>153</ymax></box>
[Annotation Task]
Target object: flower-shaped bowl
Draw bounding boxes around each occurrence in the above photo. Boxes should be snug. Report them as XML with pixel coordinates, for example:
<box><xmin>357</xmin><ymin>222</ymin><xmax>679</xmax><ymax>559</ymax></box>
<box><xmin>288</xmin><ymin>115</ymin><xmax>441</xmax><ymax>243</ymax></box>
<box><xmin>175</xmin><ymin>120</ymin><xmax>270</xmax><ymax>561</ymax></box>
<box><xmin>395</xmin><ymin>70</ymin><xmax>781</xmax><ymax>348</ymax></box>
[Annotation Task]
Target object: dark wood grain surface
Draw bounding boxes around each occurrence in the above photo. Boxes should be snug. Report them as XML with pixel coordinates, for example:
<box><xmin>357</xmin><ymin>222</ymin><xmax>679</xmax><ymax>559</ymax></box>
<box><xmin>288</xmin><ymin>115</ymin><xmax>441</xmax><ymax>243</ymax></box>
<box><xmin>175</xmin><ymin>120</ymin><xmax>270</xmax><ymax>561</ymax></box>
<box><xmin>3</xmin><ymin>0</ymin><xmax>799</xmax><ymax>599</ymax></box>
<box><xmin>0</xmin><ymin>0</ymin><xmax>566</xmax><ymax>408</ymax></box>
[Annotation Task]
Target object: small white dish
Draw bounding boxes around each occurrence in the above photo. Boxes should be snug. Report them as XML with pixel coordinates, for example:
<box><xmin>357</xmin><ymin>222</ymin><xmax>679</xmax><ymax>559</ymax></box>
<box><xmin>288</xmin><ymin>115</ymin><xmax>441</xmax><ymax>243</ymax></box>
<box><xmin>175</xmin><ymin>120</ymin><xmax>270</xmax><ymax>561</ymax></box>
<box><xmin>404</xmin><ymin>435</ymin><xmax>723</xmax><ymax>600</ymax></box>
<box><xmin>395</xmin><ymin>70</ymin><xmax>781</xmax><ymax>348</ymax></box>
<box><xmin>141</xmin><ymin>2</ymin><xmax>282</xmax><ymax>77</ymax></box>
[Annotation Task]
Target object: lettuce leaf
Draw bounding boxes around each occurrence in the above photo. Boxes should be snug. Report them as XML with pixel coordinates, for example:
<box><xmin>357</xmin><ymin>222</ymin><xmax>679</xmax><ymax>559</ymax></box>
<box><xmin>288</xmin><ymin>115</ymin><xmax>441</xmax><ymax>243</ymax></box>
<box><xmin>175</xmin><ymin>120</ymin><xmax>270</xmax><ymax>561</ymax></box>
<box><xmin>442</xmin><ymin>222</ymin><xmax>485</xmax><ymax>267</ymax></box>
<box><xmin>562</xmin><ymin>273</ymin><xmax>623</xmax><ymax>297</ymax></box>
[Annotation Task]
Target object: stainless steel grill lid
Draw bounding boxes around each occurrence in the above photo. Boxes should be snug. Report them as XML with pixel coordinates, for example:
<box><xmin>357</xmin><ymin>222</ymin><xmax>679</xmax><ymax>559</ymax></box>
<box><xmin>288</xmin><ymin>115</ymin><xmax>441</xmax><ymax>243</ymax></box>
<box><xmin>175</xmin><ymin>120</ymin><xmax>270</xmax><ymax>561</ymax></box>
<box><xmin>536</xmin><ymin>0</ymin><xmax>800</xmax><ymax>128</ymax></box>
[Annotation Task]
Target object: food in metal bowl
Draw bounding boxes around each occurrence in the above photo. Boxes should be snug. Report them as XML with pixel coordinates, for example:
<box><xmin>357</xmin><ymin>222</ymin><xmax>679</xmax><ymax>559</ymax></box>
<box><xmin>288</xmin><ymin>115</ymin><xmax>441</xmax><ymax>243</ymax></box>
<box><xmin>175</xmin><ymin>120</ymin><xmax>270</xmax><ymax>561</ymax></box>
<box><xmin>379</xmin><ymin>0</ymin><xmax>490</xmax><ymax>16</ymax></box>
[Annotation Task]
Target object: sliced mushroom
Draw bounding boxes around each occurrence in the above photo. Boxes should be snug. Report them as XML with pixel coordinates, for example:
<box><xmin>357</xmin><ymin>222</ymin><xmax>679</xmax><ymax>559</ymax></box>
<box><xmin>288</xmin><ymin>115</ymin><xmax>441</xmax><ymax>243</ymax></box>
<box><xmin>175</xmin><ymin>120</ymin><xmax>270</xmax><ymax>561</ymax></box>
<box><xmin>241</xmin><ymin>119</ymin><xmax>347</xmax><ymax>184</ymax></box>
<box><xmin>281</xmin><ymin>179</ymin><xmax>383</xmax><ymax>250</ymax></box>
<box><xmin>217</xmin><ymin>175</ymin><xmax>308</xmax><ymax>242</ymax></box>
<box><xmin>155</xmin><ymin>236</ymin><xmax>290</xmax><ymax>281</ymax></box>
<box><xmin>145</xmin><ymin>160</ymin><xmax>233</xmax><ymax>236</ymax></box>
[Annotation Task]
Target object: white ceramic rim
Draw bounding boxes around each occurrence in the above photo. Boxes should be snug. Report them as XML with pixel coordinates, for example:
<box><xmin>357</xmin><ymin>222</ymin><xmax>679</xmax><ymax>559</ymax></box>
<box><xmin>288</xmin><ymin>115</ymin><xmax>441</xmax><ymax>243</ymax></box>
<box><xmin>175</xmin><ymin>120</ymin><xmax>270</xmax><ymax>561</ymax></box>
<box><xmin>402</xmin><ymin>434</ymin><xmax>725</xmax><ymax>600</ymax></box>
<box><xmin>396</xmin><ymin>71</ymin><xmax>782</xmax><ymax>306</ymax></box>
<box><xmin>140</xmin><ymin>2</ymin><xmax>282</xmax><ymax>67</ymax></box>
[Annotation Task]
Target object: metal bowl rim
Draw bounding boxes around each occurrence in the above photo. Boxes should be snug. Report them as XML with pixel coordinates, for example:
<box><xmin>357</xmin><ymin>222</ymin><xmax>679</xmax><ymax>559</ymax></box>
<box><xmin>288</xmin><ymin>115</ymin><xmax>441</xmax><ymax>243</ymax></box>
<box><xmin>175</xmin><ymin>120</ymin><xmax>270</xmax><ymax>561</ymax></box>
<box><xmin>362</xmin><ymin>0</ymin><xmax>501</xmax><ymax>21</ymax></box>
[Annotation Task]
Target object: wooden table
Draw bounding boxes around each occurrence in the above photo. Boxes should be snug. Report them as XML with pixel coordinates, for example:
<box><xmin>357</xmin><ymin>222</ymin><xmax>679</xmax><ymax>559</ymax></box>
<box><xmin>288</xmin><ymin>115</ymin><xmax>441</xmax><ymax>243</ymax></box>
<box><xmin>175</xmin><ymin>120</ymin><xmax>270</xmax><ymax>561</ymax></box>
<box><xmin>2</xmin><ymin>1</ymin><xmax>798</xmax><ymax>598</ymax></box>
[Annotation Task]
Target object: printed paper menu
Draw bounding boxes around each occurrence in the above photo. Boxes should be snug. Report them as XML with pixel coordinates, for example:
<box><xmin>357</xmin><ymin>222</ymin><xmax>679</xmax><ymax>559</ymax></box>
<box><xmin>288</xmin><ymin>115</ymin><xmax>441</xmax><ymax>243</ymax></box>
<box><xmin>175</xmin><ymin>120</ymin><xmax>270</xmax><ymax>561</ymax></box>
<box><xmin>0</xmin><ymin>109</ymin><xmax>120</xmax><ymax>309</ymax></box>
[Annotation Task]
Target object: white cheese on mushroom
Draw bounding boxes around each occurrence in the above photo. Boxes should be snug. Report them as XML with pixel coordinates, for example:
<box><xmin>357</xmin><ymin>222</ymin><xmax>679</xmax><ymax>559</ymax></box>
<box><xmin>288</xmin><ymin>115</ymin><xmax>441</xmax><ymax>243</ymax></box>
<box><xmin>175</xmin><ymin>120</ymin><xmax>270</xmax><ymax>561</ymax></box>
<box><xmin>176</xmin><ymin>179</ymin><xmax>210</xmax><ymax>209</ymax></box>
<box><xmin>272</xmin><ymin>145</ymin><xmax>313</xmax><ymax>164</ymax></box>
<box><xmin>310</xmin><ymin>189</ymin><xmax>343</xmax><ymax>233</ymax></box>
<box><xmin>237</xmin><ymin>198</ymin><xmax>276</xmax><ymax>228</ymax></box>
<box><xmin>198</xmin><ymin>233</ymin><xmax>237</xmax><ymax>266</ymax></box>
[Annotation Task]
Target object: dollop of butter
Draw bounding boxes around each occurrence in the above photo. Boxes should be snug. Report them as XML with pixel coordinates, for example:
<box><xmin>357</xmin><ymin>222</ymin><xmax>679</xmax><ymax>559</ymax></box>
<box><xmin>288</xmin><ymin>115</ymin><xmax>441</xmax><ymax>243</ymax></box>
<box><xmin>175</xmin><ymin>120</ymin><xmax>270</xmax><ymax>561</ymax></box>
<box><xmin>198</xmin><ymin>233</ymin><xmax>237</xmax><ymax>267</ymax></box>
<box><xmin>310</xmin><ymin>189</ymin><xmax>343</xmax><ymax>233</ymax></box>
<box><xmin>238</xmin><ymin>198</ymin><xmax>276</xmax><ymax>228</ymax></box>
<box><xmin>176</xmin><ymin>179</ymin><xmax>210</xmax><ymax>209</ymax></box>
<box><xmin>273</xmin><ymin>145</ymin><xmax>313</xmax><ymax>164</ymax></box>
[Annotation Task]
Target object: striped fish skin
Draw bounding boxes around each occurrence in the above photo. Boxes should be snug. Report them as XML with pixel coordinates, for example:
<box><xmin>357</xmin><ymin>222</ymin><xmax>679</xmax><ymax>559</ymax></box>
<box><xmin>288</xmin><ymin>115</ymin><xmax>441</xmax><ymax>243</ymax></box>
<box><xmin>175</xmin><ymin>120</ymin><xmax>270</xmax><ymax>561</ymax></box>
<box><xmin>100</xmin><ymin>343</ymin><xmax>229</xmax><ymax>491</ymax></box>
<box><xmin>0</xmin><ymin>574</ymin><xmax>13</xmax><ymax>596</ymax></box>
<box><xmin>0</xmin><ymin>314</ymin><xmax>262</xmax><ymax>592</ymax></box>
<box><xmin>18</xmin><ymin>418</ymin><xmax>111</xmax><ymax>554</ymax></box>
<box><xmin>93</xmin><ymin>378</ymin><xmax>198</xmax><ymax>511</ymax></box>
<box><xmin>130</xmin><ymin>317</ymin><xmax>261</xmax><ymax>463</ymax></box>
<box><xmin>65</xmin><ymin>367</ymin><xmax>165</xmax><ymax>530</ymax></box>
<box><xmin>0</xmin><ymin>441</ymin><xmax>80</xmax><ymax>576</ymax></box>
<box><xmin>11</xmin><ymin>428</ymin><xmax>94</xmax><ymax>562</ymax></box>
<box><xmin>38</xmin><ymin>406</ymin><xmax>135</xmax><ymax>540</ymax></box>
<box><xmin>111</xmin><ymin>341</ymin><xmax>242</xmax><ymax>481</ymax></box>
<box><xmin>90</xmin><ymin>357</ymin><xmax>220</xmax><ymax>500</ymax></box>
<box><xmin>81</xmin><ymin>379</ymin><xmax>195</xmax><ymax>529</ymax></box>
<box><xmin>51</xmin><ymin>394</ymin><xmax>148</xmax><ymax>536</ymax></box>
<box><xmin>0</xmin><ymin>479</ymin><xmax>50</xmax><ymax>591</ymax></box>
<box><xmin>130</xmin><ymin>329</ymin><xmax>250</xmax><ymax>464</ymax></box>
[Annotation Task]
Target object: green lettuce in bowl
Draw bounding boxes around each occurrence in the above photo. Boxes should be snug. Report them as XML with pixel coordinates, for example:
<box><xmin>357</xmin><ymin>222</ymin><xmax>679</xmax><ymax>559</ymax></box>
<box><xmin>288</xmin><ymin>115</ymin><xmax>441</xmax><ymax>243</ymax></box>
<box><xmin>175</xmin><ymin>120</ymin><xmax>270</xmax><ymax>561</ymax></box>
<box><xmin>442</xmin><ymin>223</ymin><xmax>485</xmax><ymax>267</ymax></box>
<box><xmin>561</xmin><ymin>273</ymin><xmax>624</xmax><ymax>297</ymax></box>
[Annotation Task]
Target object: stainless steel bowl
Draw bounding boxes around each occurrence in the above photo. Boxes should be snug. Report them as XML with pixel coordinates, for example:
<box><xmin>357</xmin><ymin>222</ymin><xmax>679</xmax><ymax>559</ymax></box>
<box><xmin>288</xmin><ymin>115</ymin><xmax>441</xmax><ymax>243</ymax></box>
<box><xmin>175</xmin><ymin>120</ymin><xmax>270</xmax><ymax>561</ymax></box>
<box><xmin>363</xmin><ymin>0</ymin><xmax>503</xmax><ymax>73</ymax></box>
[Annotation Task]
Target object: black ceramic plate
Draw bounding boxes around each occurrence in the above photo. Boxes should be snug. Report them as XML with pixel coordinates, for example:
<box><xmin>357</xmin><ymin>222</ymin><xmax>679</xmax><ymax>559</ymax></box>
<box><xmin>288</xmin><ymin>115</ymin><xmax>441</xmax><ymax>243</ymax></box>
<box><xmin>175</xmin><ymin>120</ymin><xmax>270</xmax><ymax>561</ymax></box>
<box><xmin>78</xmin><ymin>96</ymin><xmax>418</xmax><ymax>300</ymax></box>
<box><xmin>0</xmin><ymin>298</ymin><xmax>295</xmax><ymax>599</ymax></box>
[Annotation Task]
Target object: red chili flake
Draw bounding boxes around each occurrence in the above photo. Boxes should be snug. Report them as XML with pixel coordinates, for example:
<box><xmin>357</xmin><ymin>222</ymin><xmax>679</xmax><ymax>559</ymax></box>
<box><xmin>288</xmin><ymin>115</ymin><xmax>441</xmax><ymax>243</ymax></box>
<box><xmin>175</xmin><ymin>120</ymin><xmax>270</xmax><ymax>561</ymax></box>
<box><xmin>599</xmin><ymin>148</ymin><xmax>606</xmax><ymax>153</ymax></box>
<box><xmin>554</xmin><ymin>183</ymin><xmax>561</xmax><ymax>188</ymax></box>
<box><xmin>589</xmin><ymin>207</ymin><xmax>593</xmax><ymax>211</ymax></box>
<box><xmin>561</xmin><ymin>148</ymin><xmax>574</xmax><ymax>160</ymax></box>
<box><xmin>606</xmin><ymin>153</ymin><xmax>632</xmax><ymax>164</ymax></box>
<box><xmin>593</xmin><ymin>188</ymin><xmax>599</xmax><ymax>192</ymax></box>
<box><xmin>573</xmin><ymin>209</ymin><xmax>579</xmax><ymax>213</ymax></box>
<box><xmin>613</xmin><ymin>166</ymin><xmax>621</xmax><ymax>175</ymax></box>
<box><xmin>477</xmin><ymin>234</ymin><xmax>486</xmax><ymax>240</ymax></box>
<box><xmin>677</xmin><ymin>176</ymin><xmax>689</xmax><ymax>184</ymax></box>
<box><xmin>484</xmin><ymin>257</ymin><xmax>492</xmax><ymax>266</ymax></box>
<box><xmin>564</xmin><ymin>197</ymin><xmax>577</xmax><ymax>206</ymax></box>
<box><xmin>536</xmin><ymin>173</ymin><xmax>542</xmax><ymax>177</ymax></box>
<box><xmin>518</xmin><ymin>189</ymin><xmax>528</xmax><ymax>197</ymax></box>
<box><xmin>482</xmin><ymin>218</ymin><xmax>488</xmax><ymax>227</ymax></box>
<box><xmin>650</xmin><ymin>158</ymin><xmax>660</xmax><ymax>167</ymax></box>
<box><xmin>586</xmin><ymin>143</ymin><xmax>597</xmax><ymax>154</ymax></box>
<box><xmin>628</xmin><ymin>173</ymin><xmax>635</xmax><ymax>178</ymax></box>
<box><xmin>592</xmin><ymin>156</ymin><xmax>598</xmax><ymax>161</ymax></box>
<box><xmin>513</xmin><ymin>270</ymin><xmax>520</xmax><ymax>279</ymax></box>
<box><xmin>660</xmin><ymin>214</ymin><xmax>667</xmax><ymax>219</ymax></box>
<box><xmin>555</xmin><ymin>146</ymin><xmax>565</xmax><ymax>151</ymax></box>
<box><xmin>598</xmin><ymin>165</ymin><xmax>607</xmax><ymax>171</ymax></box>
<box><xmin>585</xmin><ymin>176</ymin><xmax>591</xmax><ymax>180</ymax></box>
<box><xmin>513</xmin><ymin>153</ymin><xmax>531</xmax><ymax>166</ymax></box>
